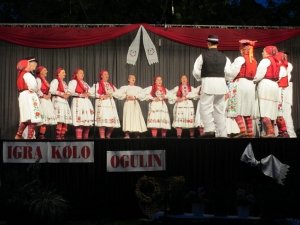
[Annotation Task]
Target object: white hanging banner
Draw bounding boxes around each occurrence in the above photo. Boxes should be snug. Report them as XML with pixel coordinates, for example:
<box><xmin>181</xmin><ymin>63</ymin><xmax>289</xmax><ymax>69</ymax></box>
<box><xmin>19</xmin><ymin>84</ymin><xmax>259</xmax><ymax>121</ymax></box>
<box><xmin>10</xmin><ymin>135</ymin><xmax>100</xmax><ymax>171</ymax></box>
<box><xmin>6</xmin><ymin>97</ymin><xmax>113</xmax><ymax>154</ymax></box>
<box><xmin>141</xmin><ymin>26</ymin><xmax>159</xmax><ymax>65</ymax></box>
<box><xmin>126</xmin><ymin>25</ymin><xmax>159</xmax><ymax>65</ymax></box>
<box><xmin>126</xmin><ymin>26</ymin><xmax>142</xmax><ymax>65</ymax></box>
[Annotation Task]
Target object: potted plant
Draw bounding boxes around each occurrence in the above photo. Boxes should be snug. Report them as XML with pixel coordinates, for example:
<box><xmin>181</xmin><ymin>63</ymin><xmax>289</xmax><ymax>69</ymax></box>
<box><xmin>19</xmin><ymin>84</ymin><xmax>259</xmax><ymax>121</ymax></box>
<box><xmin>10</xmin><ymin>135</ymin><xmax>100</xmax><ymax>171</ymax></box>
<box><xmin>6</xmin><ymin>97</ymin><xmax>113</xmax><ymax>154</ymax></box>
<box><xmin>166</xmin><ymin>176</ymin><xmax>186</xmax><ymax>215</ymax></box>
<box><xmin>236</xmin><ymin>188</ymin><xmax>255</xmax><ymax>218</ymax></box>
<box><xmin>135</xmin><ymin>175</ymin><xmax>163</xmax><ymax>218</ymax></box>
<box><xmin>185</xmin><ymin>187</ymin><xmax>206</xmax><ymax>216</ymax></box>
<box><xmin>4</xmin><ymin>161</ymin><xmax>68</xmax><ymax>225</ymax></box>
<box><xmin>29</xmin><ymin>189</ymin><xmax>68</xmax><ymax>225</ymax></box>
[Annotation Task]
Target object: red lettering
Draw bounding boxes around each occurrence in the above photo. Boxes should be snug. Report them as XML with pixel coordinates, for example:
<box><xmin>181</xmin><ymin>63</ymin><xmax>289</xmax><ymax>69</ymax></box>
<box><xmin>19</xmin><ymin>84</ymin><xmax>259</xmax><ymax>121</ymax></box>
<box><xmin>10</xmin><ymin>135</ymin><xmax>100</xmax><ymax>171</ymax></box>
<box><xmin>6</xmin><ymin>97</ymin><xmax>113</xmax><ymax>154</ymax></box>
<box><xmin>120</xmin><ymin>155</ymin><xmax>129</xmax><ymax>168</ymax></box>
<box><xmin>7</xmin><ymin>145</ymin><xmax>43</xmax><ymax>160</ymax></box>
<box><xmin>153</xmin><ymin>154</ymin><xmax>162</xmax><ymax>167</ymax></box>
<box><xmin>24</xmin><ymin>146</ymin><xmax>33</xmax><ymax>159</ymax></box>
<box><xmin>147</xmin><ymin>154</ymin><xmax>153</xmax><ymax>167</ymax></box>
<box><xmin>51</xmin><ymin>146</ymin><xmax>62</xmax><ymax>159</ymax></box>
<box><xmin>130</xmin><ymin>155</ymin><xmax>138</xmax><ymax>167</ymax></box>
<box><xmin>63</xmin><ymin>146</ymin><xmax>72</xmax><ymax>158</ymax></box>
<box><xmin>139</xmin><ymin>155</ymin><xmax>144</xmax><ymax>167</ymax></box>
<box><xmin>111</xmin><ymin>155</ymin><xmax>119</xmax><ymax>168</ymax></box>
<box><xmin>14</xmin><ymin>146</ymin><xmax>23</xmax><ymax>159</ymax></box>
<box><xmin>8</xmin><ymin>146</ymin><xmax>13</xmax><ymax>159</ymax></box>
<box><xmin>81</xmin><ymin>146</ymin><xmax>90</xmax><ymax>159</ymax></box>
<box><xmin>35</xmin><ymin>146</ymin><xmax>43</xmax><ymax>159</ymax></box>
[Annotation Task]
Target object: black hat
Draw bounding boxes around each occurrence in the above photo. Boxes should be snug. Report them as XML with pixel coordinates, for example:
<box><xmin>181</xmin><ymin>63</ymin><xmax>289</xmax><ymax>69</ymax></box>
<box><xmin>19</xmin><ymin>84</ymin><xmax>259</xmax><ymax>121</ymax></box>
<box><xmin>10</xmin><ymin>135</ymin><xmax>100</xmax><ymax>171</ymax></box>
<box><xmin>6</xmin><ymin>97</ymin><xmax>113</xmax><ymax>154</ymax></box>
<box><xmin>207</xmin><ymin>35</ymin><xmax>219</xmax><ymax>43</ymax></box>
<box><xmin>25</xmin><ymin>56</ymin><xmax>38</xmax><ymax>63</ymax></box>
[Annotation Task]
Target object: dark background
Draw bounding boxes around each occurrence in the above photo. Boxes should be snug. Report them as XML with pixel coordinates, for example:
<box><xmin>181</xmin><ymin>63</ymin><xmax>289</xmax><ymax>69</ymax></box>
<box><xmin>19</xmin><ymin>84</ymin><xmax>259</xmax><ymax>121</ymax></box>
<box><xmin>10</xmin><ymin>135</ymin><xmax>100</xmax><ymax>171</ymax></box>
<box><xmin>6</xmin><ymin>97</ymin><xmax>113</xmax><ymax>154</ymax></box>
<box><xmin>0</xmin><ymin>0</ymin><xmax>300</xmax><ymax>26</ymax></box>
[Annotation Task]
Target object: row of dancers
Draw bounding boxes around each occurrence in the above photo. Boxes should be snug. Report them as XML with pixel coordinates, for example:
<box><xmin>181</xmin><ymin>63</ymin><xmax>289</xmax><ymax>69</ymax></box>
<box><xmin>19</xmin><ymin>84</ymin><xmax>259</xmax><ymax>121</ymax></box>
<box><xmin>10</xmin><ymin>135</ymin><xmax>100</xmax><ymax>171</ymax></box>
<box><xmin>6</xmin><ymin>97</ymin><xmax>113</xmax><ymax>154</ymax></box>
<box><xmin>15</xmin><ymin>36</ymin><xmax>297</xmax><ymax>139</ymax></box>
<box><xmin>15</xmin><ymin>59</ymin><xmax>200</xmax><ymax>139</ymax></box>
<box><xmin>192</xmin><ymin>35</ymin><xmax>296</xmax><ymax>138</ymax></box>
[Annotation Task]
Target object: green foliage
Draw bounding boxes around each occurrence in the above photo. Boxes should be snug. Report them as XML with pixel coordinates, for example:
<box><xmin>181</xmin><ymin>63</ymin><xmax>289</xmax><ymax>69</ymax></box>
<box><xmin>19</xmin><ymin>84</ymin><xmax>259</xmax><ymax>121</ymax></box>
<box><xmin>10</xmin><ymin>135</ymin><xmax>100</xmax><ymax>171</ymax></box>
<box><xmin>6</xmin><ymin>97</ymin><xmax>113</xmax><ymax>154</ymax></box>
<box><xmin>29</xmin><ymin>189</ymin><xmax>68</xmax><ymax>225</ymax></box>
<box><xmin>1</xmin><ymin>161</ymin><xmax>68</xmax><ymax>225</ymax></box>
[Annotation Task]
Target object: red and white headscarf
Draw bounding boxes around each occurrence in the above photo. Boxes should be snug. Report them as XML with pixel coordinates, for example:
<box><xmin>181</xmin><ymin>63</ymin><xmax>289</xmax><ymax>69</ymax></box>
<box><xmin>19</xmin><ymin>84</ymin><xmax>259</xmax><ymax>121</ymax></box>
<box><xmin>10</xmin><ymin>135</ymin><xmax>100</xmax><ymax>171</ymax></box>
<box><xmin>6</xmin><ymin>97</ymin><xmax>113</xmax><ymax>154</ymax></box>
<box><xmin>36</xmin><ymin>66</ymin><xmax>49</xmax><ymax>89</ymax></box>
<box><xmin>239</xmin><ymin>39</ymin><xmax>257</xmax><ymax>63</ymax></box>
<box><xmin>72</xmin><ymin>68</ymin><xmax>87</xmax><ymax>93</ymax></box>
<box><xmin>55</xmin><ymin>67</ymin><xmax>65</xmax><ymax>93</ymax></box>
<box><xmin>150</xmin><ymin>75</ymin><xmax>166</xmax><ymax>97</ymax></box>
<box><xmin>97</xmin><ymin>69</ymin><xmax>114</xmax><ymax>95</ymax></box>
<box><xmin>264</xmin><ymin>46</ymin><xmax>278</xmax><ymax>56</ymax></box>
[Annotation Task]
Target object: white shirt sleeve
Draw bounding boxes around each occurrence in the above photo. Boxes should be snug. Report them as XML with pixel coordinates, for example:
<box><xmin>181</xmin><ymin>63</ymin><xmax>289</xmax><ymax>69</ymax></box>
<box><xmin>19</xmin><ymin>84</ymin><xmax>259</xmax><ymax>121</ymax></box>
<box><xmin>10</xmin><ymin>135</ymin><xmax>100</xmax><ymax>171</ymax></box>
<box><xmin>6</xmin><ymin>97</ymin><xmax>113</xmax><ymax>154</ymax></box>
<box><xmin>49</xmin><ymin>79</ymin><xmax>59</xmax><ymax>95</ymax></box>
<box><xmin>226</xmin><ymin>56</ymin><xmax>245</xmax><ymax>81</ymax></box>
<box><xmin>113</xmin><ymin>85</ymin><xmax>127</xmax><ymax>100</ymax></box>
<box><xmin>253</xmin><ymin>58</ymin><xmax>270</xmax><ymax>83</ymax></box>
<box><xmin>23</xmin><ymin>72</ymin><xmax>38</xmax><ymax>92</ymax></box>
<box><xmin>279</xmin><ymin>66</ymin><xmax>287</xmax><ymax>79</ymax></box>
<box><xmin>192</xmin><ymin>55</ymin><xmax>203</xmax><ymax>81</ymax></box>
<box><xmin>139</xmin><ymin>86</ymin><xmax>153</xmax><ymax>101</ymax></box>
<box><xmin>36</xmin><ymin>77</ymin><xmax>43</xmax><ymax>97</ymax></box>
<box><xmin>88</xmin><ymin>83</ymin><xmax>98</xmax><ymax>98</ymax></box>
<box><xmin>224</xmin><ymin>57</ymin><xmax>232</xmax><ymax>81</ymax></box>
<box><xmin>68</xmin><ymin>80</ymin><xmax>79</xmax><ymax>96</ymax></box>
<box><xmin>287</xmin><ymin>62</ymin><xmax>293</xmax><ymax>82</ymax></box>
<box><xmin>186</xmin><ymin>86</ymin><xmax>199</xmax><ymax>99</ymax></box>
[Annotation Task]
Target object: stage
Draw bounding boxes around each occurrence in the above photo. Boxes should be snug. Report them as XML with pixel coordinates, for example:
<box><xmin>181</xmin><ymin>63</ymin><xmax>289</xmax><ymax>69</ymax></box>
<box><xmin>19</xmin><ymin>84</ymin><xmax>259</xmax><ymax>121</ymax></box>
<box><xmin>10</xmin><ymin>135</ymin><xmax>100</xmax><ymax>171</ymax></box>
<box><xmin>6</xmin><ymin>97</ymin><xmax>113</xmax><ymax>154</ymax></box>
<box><xmin>1</xmin><ymin>138</ymin><xmax>300</xmax><ymax>222</ymax></box>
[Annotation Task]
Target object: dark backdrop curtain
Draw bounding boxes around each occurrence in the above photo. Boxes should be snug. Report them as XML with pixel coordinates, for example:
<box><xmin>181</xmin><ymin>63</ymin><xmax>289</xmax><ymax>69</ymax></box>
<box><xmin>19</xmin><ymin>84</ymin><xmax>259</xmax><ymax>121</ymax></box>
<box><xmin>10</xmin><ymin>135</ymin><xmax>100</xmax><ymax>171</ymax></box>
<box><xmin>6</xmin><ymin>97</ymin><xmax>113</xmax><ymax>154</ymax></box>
<box><xmin>0</xmin><ymin>31</ymin><xmax>299</xmax><ymax>138</ymax></box>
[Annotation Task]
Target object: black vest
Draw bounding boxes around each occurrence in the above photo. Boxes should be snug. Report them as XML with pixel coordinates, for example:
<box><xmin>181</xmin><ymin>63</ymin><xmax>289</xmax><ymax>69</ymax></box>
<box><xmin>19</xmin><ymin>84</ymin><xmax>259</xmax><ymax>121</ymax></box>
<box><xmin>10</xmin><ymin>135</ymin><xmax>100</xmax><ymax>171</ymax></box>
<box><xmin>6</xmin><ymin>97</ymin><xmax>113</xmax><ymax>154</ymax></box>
<box><xmin>201</xmin><ymin>49</ymin><xmax>226</xmax><ymax>78</ymax></box>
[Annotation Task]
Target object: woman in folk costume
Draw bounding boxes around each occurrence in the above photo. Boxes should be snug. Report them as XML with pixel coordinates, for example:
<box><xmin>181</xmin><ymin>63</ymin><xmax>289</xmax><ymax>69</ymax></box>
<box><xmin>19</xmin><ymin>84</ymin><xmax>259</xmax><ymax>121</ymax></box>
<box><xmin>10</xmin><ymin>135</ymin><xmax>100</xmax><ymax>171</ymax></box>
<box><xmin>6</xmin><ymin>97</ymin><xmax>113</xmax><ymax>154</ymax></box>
<box><xmin>68</xmin><ymin>68</ymin><xmax>94</xmax><ymax>139</ymax></box>
<box><xmin>114</xmin><ymin>74</ymin><xmax>147</xmax><ymax>138</ymax></box>
<box><xmin>91</xmin><ymin>70</ymin><xmax>120</xmax><ymax>139</ymax></box>
<box><xmin>282</xmin><ymin>53</ymin><xmax>297</xmax><ymax>137</ymax></box>
<box><xmin>49</xmin><ymin>67</ymin><xmax>72</xmax><ymax>139</ymax></box>
<box><xmin>226</xmin><ymin>39</ymin><xmax>257</xmax><ymax>137</ymax></box>
<box><xmin>253</xmin><ymin>46</ymin><xmax>280</xmax><ymax>138</ymax></box>
<box><xmin>142</xmin><ymin>75</ymin><xmax>171</xmax><ymax>137</ymax></box>
<box><xmin>169</xmin><ymin>75</ymin><xmax>197</xmax><ymax>138</ymax></box>
<box><xmin>36</xmin><ymin>66</ymin><xmax>57</xmax><ymax>139</ymax></box>
<box><xmin>274</xmin><ymin>52</ymin><xmax>290</xmax><ymax>137</ymax></box>
<box><xmin>15</xmin><ymin>59</ymin><xmax>42</xmax><ymax>139</ymax></box>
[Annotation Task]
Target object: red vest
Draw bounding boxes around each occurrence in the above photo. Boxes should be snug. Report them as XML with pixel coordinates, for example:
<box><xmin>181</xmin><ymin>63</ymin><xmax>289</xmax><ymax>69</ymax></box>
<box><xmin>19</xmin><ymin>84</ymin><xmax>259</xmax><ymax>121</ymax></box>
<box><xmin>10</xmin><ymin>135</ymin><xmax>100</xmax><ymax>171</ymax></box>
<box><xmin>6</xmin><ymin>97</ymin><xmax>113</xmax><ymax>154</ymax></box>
<box><xmin>56</xmin><ymin>78</ymin><xmax>65</xmax><ymax>93</ymax></box>
<box><xmin>75</xmin><ymin>79</ymin><xmax>87</xmax><ymax>94</ymax></box>
<box><xmin>17</xmin><ymin>71</ymin><xmax>28</xmax><ymax>91</ymax></box>
<box><xmin>98</xmin><ymin>80</ymin><xmax>114</xmax><ymax>95</ymax></box>
<box><xmin>176</xmin><ymin>84</ymin><xmax>191</xmax><ymax>97</ymax></box>
<box><xmin>39</xmin><ymin>78</ymin><xmax>49</xmax><ymax>94</ymax></box>
<box><xmin>265</xmin><ymin>56</ymin><xmax>279</xmax><ymax>81</ymax></box>
<box><xmin>278</xmin><ymin>76</ymin><xmax>288</xmax><ymax>88</ymax></box>
<box><xmin>235</xmin><ymin>55</ymin><xmax>257</xmax><ymax>80</ymax></box>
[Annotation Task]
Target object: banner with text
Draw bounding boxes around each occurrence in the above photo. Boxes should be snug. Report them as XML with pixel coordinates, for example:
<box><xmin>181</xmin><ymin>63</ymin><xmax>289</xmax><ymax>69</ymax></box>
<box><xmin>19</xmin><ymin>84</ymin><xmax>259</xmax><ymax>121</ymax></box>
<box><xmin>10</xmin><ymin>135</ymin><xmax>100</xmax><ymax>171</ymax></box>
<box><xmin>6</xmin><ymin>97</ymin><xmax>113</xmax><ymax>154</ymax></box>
<box><xmin>107</xmin><ymin>150</ymin><xmax>166</xmax><ymax>172</ymax></box>
<box><xmin>3</xmin><ymin>141</ymin><xmax>94</xmax><ymax>163</ymax></box>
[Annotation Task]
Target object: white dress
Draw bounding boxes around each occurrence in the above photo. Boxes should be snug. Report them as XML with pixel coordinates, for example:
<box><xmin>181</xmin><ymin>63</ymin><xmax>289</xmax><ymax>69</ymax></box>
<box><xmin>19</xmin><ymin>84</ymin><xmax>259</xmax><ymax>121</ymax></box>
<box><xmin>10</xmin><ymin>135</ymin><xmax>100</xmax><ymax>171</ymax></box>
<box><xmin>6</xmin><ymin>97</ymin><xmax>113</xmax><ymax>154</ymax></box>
<box><xmin>36</xmin><ymin>77</ymin><xmax>57</xmax><ymax>125</ymax></box>
<box><xmin>49</xmin><ymin>79</ymin><xmax>72</xmax><ymax>124</ymax></box>
<box><xmin>68</xmin><ymin>79</ymin><xmax>94</xmax><ymax>126</ymax></box>
<box><xmin>90</xmin><ymin>82</ymin><xmax>120</xmax><ymax>128</ymax></box>
<box><xmin>282</xmin><ymin>63</ymin><xmax>297</xmax><ymax>137</ymax></box>
<box><xmin>253</xmin><ymin>58</ymin><xmax>280</xmax><ymax>120</ymax></box>
<box><xmin>114</xmin><ymin>85</ymin><xmax>147</xmax><ymax>132</ymax></box>
<box><xmin>142</xmin><ymin>86</ymin><xmax>171</xmax><ymax>129</ymax></box>
<box><xmin>169</xmin><ymin>85</ymin><xmax>197</xmax><ymax>129</ymax></box>
<box><xmin>18</xmin><ymin>72</ymin><xmax>42</xmax><ymax>124</ymax></box>
<box><xmin>226</xmin><ymin>56</ymin><xmax>256</xmax><ymax>117</ymax></box>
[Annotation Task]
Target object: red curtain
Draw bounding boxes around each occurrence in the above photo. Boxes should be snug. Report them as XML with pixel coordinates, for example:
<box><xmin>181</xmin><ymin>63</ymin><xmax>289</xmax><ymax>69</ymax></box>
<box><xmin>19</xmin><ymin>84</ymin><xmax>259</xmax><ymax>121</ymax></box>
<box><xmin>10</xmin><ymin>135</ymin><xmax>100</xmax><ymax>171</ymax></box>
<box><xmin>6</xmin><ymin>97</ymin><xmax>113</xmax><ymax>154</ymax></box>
<box><xmin>1</xmin><ymin>23</ymin><xmax>300</xmax><ymax>50</ymax></box>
